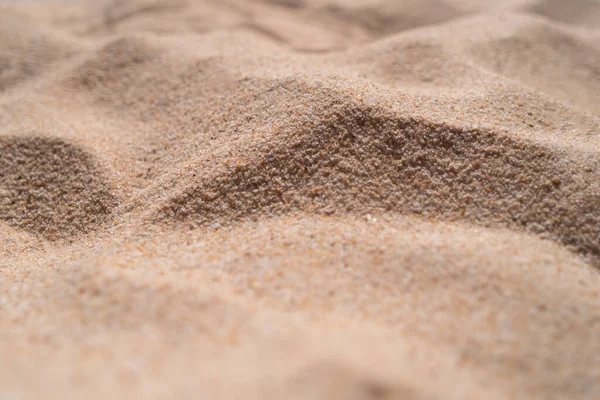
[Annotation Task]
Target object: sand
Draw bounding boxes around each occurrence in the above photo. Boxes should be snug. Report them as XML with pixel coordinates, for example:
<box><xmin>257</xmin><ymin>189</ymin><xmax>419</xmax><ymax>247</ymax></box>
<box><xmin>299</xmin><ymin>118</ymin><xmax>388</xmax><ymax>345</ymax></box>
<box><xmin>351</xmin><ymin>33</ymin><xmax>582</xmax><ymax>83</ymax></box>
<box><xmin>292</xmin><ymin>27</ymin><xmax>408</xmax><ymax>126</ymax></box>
<box><xmin>0</xmin><ymin>0</ymin><xmax>599</xmax><ymax>398</ymax></box>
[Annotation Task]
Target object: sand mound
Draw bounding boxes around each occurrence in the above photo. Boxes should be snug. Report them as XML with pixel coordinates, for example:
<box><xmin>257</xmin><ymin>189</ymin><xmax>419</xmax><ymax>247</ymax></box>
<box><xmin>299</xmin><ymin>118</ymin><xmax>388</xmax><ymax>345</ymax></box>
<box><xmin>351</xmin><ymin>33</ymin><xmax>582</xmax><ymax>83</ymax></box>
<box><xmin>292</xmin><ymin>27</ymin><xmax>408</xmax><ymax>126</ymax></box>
<box><xmin>2</xmin><ymin>216</ymin><xmax>599</xmax><ymax>399</ymax></box>
<box><xmin>147</xmin><ymin>95</ymin><xmax>599</xmax><ymax>262</ymax></box>
<box><xmin>0</xmin><ymin>12</ymin><xmax>80</xmax><ymax>92</ymax></box>
<box><xmin>526</xmin><ymin>0</ymin><xmax>600</xmax><ymax>28</ymax></box>
<box><xmin>0</xmin><ymin>136</ymin><xmax>117</xmax><ymax>238</ymax></box>
<box><xmin>317</xmin><ymin>0</ymin><xmax>465</xmax><ymax>36</ymax></box>
<box><xmin>335</xmin><ymin>13</ymin><xmax>600</xmax><ymax>112</ymax></box>
<box><xmin>463</xmin><ymin>14</ymin><xmax>600</xmax><ymax>112</ymax></box>
<box><xmin>1</xmin><ymin>0</ymin><xmax>599</xmax><ymax>399</ymax></box>
<box><xmin>339</xmin><ymin>36</ymin><xmax>490</xmax><ymax>89</ymax></box>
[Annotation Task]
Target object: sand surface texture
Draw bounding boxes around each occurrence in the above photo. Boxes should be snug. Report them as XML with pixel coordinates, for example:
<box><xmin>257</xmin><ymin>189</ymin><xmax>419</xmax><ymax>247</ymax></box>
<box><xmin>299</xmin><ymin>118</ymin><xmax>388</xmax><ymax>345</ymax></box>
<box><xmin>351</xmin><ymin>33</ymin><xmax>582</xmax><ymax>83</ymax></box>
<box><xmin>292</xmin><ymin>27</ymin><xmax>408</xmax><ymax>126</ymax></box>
<box><xmin>1</xmin><ymin>0</ymin><xmax>600</xmax><ymax>398</ymax></box>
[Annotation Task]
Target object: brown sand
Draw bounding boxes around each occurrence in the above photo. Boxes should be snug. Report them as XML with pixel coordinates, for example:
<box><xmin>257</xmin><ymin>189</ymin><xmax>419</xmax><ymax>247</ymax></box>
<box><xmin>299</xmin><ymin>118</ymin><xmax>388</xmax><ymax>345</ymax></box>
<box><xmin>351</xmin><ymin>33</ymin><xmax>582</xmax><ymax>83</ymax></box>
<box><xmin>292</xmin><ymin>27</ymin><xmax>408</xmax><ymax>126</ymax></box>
<box><xmin>1</xmin><ymin>0</ymin><xmax>599</xmax><ymax>398</ymax></box>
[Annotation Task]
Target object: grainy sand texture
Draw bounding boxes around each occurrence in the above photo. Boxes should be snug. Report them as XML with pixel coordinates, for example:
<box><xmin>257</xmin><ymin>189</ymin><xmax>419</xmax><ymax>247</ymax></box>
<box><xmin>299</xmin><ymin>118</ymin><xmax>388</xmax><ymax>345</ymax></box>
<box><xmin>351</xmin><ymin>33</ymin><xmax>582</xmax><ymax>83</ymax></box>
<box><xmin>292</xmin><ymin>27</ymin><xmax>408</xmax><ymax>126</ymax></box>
<box><xmin>1</xmin><ymin>0</ymin><xmax>599</xmax><ymax>399</ymax></box>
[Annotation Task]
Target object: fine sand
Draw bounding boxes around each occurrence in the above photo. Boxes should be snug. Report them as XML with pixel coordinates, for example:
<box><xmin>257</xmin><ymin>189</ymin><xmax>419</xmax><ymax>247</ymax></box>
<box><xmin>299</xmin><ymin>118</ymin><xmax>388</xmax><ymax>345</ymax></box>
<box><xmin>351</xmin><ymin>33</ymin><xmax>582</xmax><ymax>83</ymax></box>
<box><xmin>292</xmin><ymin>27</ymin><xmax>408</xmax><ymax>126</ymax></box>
<box><xmin>1</xmin><ymin>0</ymin><xmax>599</xmax><ymax>399</ymax></box>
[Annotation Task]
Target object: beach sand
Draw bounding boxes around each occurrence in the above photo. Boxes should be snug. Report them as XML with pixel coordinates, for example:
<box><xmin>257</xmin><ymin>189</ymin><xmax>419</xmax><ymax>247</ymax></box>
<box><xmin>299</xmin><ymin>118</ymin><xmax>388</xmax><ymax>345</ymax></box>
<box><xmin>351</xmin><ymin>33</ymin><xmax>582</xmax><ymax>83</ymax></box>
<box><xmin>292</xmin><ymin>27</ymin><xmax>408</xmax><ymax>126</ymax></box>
<box><xmin>1</xmin><ymin>0</ymin><xmax>599</xmax><ymax>398</ymax></box>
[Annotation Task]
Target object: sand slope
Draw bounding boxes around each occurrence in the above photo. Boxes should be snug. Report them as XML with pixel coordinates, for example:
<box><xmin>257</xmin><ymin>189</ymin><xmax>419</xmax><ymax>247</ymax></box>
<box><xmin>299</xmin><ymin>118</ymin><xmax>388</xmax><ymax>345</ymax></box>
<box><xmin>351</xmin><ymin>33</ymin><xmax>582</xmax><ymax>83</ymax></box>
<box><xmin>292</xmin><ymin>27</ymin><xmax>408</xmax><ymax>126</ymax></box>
<box><xmin>1</xmin><ymin>0</ymin><xmax>599</xmax><ymax>399</ymax></box>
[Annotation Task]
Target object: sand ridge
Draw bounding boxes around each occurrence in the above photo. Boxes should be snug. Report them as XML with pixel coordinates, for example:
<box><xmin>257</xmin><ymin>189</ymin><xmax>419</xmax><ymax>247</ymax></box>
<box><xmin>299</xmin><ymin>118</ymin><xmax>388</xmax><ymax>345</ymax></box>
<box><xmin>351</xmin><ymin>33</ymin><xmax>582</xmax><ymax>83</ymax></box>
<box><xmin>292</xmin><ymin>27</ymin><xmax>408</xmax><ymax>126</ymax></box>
<box><xmin>1</xmin><ymin>0</ymin><xmax>599</xmax><ymax>399</ymax></box>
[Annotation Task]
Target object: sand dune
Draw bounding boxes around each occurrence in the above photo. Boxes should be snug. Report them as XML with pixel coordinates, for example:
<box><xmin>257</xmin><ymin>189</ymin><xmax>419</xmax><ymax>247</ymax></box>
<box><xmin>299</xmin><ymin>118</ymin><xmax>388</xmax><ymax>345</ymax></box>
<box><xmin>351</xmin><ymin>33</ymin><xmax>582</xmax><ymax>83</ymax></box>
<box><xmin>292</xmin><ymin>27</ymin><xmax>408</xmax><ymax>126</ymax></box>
<box><xmin>0</xmin><ymin>11</ymin><xmax>80</xmax><ymax>91</ymax></box>
<box><xmin>0</xmin><ymin>136</ymin><xmax>116</xmax><ymax>237</ymax></box>
<box><xmin>1</xmin><ymin>0</ymin><xmax>599</xmax><ymax>399</ymax></box>
<box><xmin>526</xmin><ymin>0</ymin><xmax>600</xmax><ymax>27</ymax></box>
